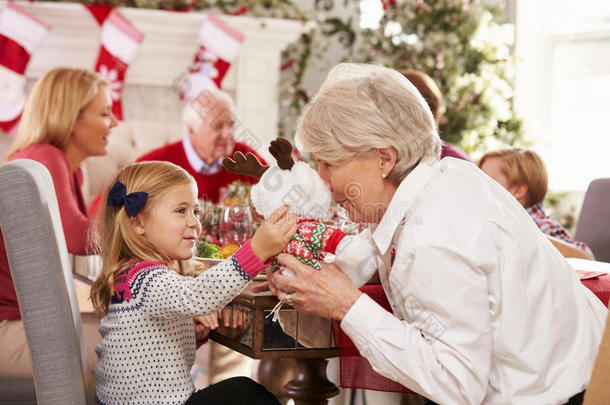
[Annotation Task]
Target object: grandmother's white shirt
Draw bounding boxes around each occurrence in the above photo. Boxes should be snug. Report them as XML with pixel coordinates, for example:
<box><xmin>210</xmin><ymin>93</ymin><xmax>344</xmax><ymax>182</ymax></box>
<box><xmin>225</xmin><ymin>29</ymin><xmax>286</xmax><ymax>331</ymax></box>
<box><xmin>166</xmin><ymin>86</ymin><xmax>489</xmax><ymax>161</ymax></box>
<box><xmin>341</xmin><ymin>157</ymin><xmax>607</xmax><ymax>405</ymax></box>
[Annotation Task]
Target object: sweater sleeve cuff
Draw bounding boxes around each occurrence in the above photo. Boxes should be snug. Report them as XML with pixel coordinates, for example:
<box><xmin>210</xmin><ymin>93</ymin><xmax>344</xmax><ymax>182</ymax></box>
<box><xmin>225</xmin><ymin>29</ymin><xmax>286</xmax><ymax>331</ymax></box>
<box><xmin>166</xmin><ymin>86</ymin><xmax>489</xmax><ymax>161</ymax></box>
<box><xmin>235</xmin><ymin>240</ymin><xmax>269</xmax><ymax>278</ymax></box>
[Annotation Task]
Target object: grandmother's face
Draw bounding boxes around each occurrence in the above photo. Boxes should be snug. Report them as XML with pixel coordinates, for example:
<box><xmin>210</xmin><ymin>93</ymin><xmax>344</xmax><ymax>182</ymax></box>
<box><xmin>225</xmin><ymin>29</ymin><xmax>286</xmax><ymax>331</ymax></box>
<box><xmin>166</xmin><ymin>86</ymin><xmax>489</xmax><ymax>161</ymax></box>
<box><xmin>313</xmin><ymin>153</ymin><xmax>386</xmax><ymax>223</ymax></box>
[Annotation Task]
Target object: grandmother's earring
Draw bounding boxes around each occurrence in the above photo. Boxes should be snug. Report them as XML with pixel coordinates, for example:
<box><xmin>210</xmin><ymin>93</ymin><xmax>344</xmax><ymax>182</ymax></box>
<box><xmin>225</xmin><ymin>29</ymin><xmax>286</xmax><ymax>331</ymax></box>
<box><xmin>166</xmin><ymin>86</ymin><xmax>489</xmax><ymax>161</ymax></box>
<box><xmin>381</xmin><ymin>173</ymin><xmax>387</xmax><ymax>179</ymax></box>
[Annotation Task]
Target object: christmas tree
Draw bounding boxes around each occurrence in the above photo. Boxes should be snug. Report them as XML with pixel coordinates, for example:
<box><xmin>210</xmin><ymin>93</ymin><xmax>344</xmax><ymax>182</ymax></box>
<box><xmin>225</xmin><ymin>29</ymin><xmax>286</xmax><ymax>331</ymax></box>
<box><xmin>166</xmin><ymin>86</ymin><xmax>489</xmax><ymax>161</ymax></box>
<box><xmin>358</xmin><ymin>0</ymin><xmax>523</xmax><ymax>156</ymax></box>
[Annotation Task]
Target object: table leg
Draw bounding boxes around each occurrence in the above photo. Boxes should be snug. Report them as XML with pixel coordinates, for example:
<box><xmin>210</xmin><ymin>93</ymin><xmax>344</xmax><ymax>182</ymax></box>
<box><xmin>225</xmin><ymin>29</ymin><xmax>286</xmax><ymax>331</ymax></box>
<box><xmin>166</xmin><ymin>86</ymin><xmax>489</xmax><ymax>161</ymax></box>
<box><xmin>282</xmin><ymin>358</ymin><xmax>339</xmax><ymax>405</ymax></box>
<box><xmin>258</xmin><ymin>358</ymin><xmax>297</xmax><ymax>403</ymax></box>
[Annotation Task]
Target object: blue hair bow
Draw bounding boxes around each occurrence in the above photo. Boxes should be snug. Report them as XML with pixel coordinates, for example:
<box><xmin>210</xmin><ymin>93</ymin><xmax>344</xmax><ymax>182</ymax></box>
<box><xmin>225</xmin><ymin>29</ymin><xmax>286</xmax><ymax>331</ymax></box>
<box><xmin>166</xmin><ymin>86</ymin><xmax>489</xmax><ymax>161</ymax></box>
<box><xmin>106</xmin><ymin>181</ymin><xmax>148</xmax><ymax>217</ymax></box>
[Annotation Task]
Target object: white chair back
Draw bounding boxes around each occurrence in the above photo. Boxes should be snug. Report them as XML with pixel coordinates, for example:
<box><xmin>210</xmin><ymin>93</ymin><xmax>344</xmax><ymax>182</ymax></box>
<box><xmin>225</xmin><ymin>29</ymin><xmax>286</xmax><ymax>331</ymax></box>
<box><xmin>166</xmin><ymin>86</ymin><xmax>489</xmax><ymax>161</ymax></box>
<box><xmin>0</xmin><ymin>159</ymin><xmax>89</xmax><ymax>405</ymax></box>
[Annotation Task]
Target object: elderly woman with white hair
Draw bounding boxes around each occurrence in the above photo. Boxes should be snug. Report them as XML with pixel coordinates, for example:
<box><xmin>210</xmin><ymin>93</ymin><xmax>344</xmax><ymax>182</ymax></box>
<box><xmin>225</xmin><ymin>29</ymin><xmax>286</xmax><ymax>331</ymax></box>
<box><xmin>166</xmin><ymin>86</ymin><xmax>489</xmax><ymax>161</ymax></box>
<box><xmin>265</xmin><ymin>63</ymin><xmax>607</xmax><ymax>405</ymax></box>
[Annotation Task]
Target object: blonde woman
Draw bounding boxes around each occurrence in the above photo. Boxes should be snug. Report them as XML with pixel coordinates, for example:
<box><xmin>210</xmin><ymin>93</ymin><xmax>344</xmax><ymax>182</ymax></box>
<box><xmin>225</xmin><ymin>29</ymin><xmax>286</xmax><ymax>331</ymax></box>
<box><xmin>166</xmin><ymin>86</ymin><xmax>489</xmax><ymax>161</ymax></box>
<box><xmin>263</xmin><ymin>63</ymin><xmax>606</xmax><ymax>405</ymax></box>
<box><xmin>0</xmin><ymin>67</ymin><xmax>117</xmax><ymax>377</ymax></box>
<box><xmin>90</xmin><ymin>161</ymin><xmax>295</xmax><ymax>404</ymax></box>
<box><xmin>478</xmin><ymin>148</ymin><xmax>594</xmax><ymax>259</ymax></box>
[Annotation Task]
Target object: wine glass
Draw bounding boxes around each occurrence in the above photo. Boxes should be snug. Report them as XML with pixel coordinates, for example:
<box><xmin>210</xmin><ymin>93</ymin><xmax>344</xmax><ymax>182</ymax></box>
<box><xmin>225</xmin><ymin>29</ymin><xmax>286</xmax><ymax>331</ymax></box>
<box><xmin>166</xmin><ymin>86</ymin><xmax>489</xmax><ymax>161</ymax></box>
<box><xmin>220</xmin><ymin>205</ymin><xmax>253</xmax><ymax>246</ymax></box>
<box><xmin>199</xmin><ymin>200</ymin><xmax>223</xmax><ymax>244</ymax></box>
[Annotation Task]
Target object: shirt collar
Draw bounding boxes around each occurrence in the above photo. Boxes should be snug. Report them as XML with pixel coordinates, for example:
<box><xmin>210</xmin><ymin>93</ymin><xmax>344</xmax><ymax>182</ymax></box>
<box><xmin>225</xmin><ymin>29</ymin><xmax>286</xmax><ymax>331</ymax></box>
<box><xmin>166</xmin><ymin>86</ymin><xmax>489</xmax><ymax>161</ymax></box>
<box><xmin>182</xmin><ymin>137</ymin><xmax>223</xmax><ymax>175</ymax></box>
<box><xmin>372</xmin><ymin>157</ymin><xmax>441</xmax><ymax>255</ymax></box>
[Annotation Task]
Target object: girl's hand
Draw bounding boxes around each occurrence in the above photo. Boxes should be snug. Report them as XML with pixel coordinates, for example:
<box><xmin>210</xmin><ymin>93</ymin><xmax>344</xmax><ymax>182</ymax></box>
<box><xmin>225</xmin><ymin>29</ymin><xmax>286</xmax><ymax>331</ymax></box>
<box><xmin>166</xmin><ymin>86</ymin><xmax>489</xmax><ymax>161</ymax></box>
<box><xmin>269</xmin><ymin>254</ymin><xmax>363</xmax><ymax>321</ymax></box>
<box><xmin>218</xmin><ymin>307</ymin><xmax>249</xmax><ymax>337</ymax></box>
<box><xmin>194</xmin><ymin>323</ymin><xmax>210</xmax><ymax>341</ymax></box>
<box><xmin>193</xmin><ymin>312</ymin><xmax>220</xmax><ymax>341</ymax></box>
<box><xmin>250</xmin><ymin>205</ymin><xmax>298</xmax><ymax>262</ymax></box>
<box><xmin>251</xmin><ymin>280</ymin><xmax>270</xmax><ymax>293</ymax></box>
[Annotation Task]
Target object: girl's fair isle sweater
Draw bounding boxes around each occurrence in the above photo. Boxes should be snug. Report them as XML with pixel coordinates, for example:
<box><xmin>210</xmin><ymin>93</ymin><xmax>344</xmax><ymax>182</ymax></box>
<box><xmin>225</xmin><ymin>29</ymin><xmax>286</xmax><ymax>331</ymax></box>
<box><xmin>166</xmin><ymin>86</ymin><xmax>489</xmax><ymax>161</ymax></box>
<box><xmin>95</xmin><ymin>242</ymin><xmax>266</xmax><ymax>405</ymax></box>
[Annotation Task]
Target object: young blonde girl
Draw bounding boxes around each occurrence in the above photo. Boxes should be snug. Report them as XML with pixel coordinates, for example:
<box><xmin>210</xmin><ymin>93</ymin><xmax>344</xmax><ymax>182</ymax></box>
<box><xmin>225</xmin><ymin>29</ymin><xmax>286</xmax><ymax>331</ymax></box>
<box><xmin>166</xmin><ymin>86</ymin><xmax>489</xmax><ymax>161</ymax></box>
<box><xmin>90</xmin><ymin>161</ymin><xmax>296</xmax><ymax>405</ymax></box>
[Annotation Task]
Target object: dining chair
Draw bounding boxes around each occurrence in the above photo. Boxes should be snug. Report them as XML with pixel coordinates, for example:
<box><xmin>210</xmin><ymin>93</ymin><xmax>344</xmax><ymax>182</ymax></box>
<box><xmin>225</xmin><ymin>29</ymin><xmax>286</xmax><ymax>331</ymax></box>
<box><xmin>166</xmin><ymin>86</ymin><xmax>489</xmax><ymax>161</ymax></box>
<box><xmin>574</xmin><ymin>178</ymin><xmax>610</xmax><ymax>262</ymax></box>
<box><xmin>0</xmin><ymin>159</ymin><xmax>92</xmax><ymax>405</ymax></box>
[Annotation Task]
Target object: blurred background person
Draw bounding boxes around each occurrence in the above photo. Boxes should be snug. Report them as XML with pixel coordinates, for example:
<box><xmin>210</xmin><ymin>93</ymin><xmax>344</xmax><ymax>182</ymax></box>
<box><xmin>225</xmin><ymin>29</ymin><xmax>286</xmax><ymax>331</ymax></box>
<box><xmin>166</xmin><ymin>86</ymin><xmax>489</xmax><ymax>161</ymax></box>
<box><xmin>479</xmin><ymin>147</ymin><xmax>594</xmax><ymax>260</ymax></box>
<box><xmin>399</xmin><ymin>69</ymin><xmax>470</xmax><ymax>162</ymax></box>
<box><xmin>136</xmin><ymin>89</ymin><xmax>266</xmax><ymax>203</ymax></box>
<box><xmin>0</xmin><ymin>67</ymin><xmax>116</xmax><ymax>379</ymax></box>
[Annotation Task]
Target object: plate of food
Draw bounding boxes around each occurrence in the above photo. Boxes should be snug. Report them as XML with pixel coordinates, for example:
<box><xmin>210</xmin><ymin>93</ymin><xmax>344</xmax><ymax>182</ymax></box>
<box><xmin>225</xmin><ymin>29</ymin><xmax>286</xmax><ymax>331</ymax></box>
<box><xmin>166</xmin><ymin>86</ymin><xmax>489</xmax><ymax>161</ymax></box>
<box><xmin>194</xmin><ymin>240</ymin><xmax>266</xmax><ymax>280</ymax></box>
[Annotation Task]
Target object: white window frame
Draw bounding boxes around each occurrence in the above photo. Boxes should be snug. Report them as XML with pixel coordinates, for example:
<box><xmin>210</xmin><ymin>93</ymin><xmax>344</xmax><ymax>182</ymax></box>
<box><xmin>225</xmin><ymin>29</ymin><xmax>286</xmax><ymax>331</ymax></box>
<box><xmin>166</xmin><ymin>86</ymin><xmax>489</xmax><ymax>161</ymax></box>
<box><xmin>514</xmin><ymin>0</ymin><xmax>610</xmax><ymax>191</ymax></box>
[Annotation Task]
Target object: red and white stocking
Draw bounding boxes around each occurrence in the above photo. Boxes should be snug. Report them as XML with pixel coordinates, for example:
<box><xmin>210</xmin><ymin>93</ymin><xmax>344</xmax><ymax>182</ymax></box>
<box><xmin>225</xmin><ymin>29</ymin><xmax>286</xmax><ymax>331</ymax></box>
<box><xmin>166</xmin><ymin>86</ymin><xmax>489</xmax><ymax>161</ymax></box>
<box><xmin>0</xmin><ymin>3</ymin><xmax>50</xmax><ymax>135</ymax></box>
<box><xmin>93</xmin><ymin>10</ymin><xmax>144</xmax><ymax>120</ymax></box>
<box><xmin>181</xmin><ymin>14</ymin><xmax>244</xmax><ymax>101</ymax></box>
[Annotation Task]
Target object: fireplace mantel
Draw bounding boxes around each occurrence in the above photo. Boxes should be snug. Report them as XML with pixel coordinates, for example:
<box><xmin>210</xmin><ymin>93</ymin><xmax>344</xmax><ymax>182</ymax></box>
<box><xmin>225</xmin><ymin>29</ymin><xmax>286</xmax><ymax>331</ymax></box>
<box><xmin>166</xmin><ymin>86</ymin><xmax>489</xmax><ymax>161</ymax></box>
<box><xmin>1</xmin><ymin>1</ymin><xmax>315</xmax><ymax>156</ymax></box>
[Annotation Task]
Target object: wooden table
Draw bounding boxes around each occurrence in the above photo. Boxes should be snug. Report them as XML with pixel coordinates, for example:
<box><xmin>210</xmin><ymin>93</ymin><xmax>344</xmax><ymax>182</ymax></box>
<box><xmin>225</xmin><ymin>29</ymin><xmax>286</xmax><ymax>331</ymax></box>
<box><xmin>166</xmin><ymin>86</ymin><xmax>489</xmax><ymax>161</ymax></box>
<box><xmin>210</xmin><ymin>284</ymin><xmax>340</xmax><ymax>405</ymax></box>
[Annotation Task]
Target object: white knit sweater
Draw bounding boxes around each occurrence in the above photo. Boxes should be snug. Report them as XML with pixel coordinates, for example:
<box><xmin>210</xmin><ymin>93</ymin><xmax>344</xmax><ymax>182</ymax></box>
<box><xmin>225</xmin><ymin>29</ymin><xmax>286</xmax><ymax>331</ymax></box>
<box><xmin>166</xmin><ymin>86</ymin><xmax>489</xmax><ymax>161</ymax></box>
<box><xmin>95</xmin><ymin>251</ymin><xmax>262</xmax><ymax>405</ymax></box>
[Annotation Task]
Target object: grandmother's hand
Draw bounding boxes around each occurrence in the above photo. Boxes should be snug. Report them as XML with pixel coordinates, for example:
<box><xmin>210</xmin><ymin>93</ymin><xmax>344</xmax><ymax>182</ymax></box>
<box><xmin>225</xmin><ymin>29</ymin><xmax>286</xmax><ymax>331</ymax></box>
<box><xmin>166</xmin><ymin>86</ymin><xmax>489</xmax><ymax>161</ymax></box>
<box><xmin>268</xmin><ymin>253</ymin><xmax>363</xmax><ymax>321</ymax></box>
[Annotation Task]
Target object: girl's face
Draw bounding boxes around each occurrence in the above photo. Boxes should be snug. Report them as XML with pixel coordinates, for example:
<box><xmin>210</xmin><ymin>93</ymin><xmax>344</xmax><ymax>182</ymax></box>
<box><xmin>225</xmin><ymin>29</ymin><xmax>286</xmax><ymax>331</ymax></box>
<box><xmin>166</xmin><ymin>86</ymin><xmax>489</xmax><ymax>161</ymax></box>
<box><xmin>313</xmin><ymin>153</ymin><xmax>387</xmax><ymax>223</ymax></box>
<box><xmin>69</xmin><ymin>84</ymin><xmax>117</xmax><ymax>160</ymax></box>
<box><xmin>133</xmin><ymin>182</ymin><xmax>202</xmax><ymax>261</ymax></box>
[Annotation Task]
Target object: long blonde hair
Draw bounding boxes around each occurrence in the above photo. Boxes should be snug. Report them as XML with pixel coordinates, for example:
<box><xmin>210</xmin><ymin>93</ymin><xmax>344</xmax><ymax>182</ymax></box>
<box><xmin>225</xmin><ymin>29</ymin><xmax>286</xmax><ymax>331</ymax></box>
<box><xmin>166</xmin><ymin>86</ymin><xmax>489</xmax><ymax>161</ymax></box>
<box><xmin>90</xmin><ymin>161</ymin><xmax>199</xmax><ymax>316</ymax></box>
<box><xmin>5</xmin><ymin>67</ymin><xmax>106</xmax><ymax>160</ymax></box>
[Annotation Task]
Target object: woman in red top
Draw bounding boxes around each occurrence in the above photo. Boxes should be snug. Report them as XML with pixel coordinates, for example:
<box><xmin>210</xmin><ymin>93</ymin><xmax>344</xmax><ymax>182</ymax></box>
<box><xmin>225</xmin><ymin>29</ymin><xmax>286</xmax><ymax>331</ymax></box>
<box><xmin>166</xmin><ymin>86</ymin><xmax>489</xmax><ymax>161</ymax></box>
<box><xmin>0</xmin><ymin>67</ymin><xmax>117</xmax><ymax>377</ymax></box>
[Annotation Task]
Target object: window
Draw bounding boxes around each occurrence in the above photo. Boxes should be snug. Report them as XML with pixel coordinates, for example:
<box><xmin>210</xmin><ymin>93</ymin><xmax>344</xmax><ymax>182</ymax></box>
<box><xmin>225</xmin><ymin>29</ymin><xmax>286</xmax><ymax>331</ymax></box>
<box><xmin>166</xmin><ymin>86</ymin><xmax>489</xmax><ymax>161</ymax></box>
<box><xmin>514</xmin><ymin>0</ymin><xmax>610</xmax><ymax>190</ymax></box>
<box><xmin>359</xmin><ymin>0</ymin><xmax>383</xmax><ymax>29</ymax></box>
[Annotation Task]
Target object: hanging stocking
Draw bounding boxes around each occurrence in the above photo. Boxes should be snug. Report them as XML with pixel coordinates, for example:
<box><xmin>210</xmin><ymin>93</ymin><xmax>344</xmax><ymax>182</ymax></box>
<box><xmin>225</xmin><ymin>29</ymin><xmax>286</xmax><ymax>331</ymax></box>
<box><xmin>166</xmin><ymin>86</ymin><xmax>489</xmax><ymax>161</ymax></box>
<box><xmin>382</xmin><ymin>0</ymin><xmax>396</xmax><ymax>10</ymax></box>
<box><xmin>180</xmin><ymin>14</ymin><xmax>244</xmax><ymax>101</ymax></box>
<box><xmin>92</xmin><ymin>10</ymin><xmax>144</xmax><ymax>120</ymax></box>
<box><xmin>0</xmin><ymin>2</ymin><xmax>50</xmax><ymax>134</ymax></box>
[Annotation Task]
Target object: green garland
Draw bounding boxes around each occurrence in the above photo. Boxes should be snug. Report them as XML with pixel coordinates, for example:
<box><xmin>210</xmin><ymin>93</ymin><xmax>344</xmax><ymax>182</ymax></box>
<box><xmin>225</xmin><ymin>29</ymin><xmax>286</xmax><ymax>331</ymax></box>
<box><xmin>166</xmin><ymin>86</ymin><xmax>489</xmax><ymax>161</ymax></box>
<box><xmin>44</xmin><ymin>0</ymin><xmax>306</xmax><ymax>16</ymax></box>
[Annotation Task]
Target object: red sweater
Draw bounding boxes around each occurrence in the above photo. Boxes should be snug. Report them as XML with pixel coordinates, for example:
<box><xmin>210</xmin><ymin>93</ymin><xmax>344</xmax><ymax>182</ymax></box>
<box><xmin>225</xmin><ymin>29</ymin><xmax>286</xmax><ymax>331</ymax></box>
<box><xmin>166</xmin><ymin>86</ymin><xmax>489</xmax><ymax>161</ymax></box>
<box><xmin>135</xmin><ymin>141</ymin><xmax>266</xmax><ymax>203</ymax></box>
<box><xmin>0</xmin><ymin>144</ymin><xmax>91</xmax><ymax>320</ymax></box>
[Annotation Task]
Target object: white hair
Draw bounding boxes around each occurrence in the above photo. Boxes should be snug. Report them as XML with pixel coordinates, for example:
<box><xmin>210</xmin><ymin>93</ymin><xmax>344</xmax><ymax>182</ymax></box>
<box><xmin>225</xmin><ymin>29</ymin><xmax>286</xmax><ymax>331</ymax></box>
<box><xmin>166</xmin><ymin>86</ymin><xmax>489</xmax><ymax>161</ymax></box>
<box><xmin>181</xmin><ymin>89</ymin><xmax>236</xmax><ymax>136</ymax></box>
<box><xmin>295</xmin><ymin>63</ymin><xmax>441</xmax><ymax>183</ymax></box>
